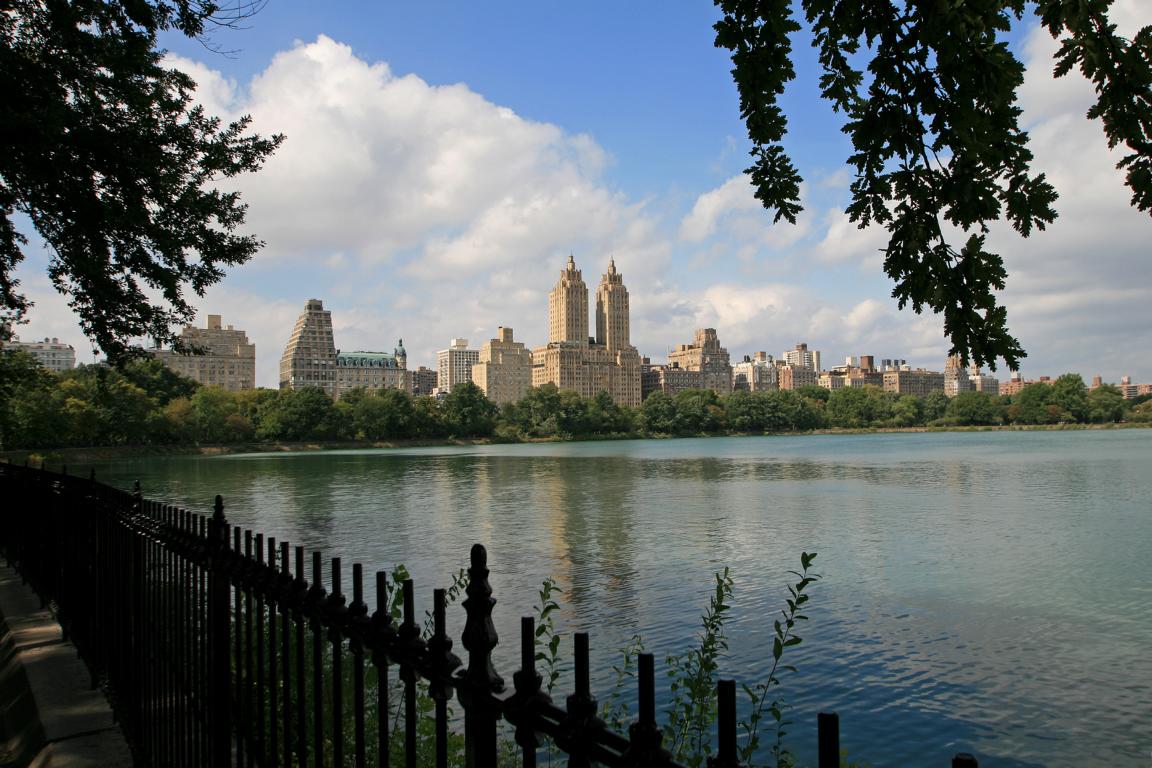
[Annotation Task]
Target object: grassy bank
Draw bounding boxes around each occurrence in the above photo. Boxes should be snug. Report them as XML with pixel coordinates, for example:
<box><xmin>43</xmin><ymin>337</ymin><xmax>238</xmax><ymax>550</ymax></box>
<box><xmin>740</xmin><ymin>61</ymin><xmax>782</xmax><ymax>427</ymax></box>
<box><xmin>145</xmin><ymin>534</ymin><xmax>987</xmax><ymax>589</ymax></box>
<box><xmin>4</xmin><ymin>421</ymin><xmax>1147</xmax><ymax>467</ymax></box>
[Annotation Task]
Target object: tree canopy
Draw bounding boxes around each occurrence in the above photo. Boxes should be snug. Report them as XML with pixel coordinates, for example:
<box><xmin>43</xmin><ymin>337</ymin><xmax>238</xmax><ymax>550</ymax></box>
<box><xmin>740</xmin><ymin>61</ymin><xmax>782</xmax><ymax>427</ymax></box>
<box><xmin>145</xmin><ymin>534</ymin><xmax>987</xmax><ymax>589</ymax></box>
<box><xmin>714</xmin><ymin>0</ymin><xmax>1152</xmax><ymax>370</ymax></box>
<box><xmin>1</xmin><ymin>0</ymin><xmax>281</xmax><ymax>362</ymax></box>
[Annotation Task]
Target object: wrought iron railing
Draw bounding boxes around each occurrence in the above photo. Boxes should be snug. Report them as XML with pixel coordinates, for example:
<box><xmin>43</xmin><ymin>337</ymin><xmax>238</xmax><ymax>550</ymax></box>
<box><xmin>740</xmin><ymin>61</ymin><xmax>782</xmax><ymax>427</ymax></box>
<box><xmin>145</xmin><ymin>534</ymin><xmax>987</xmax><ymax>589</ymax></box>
<box><xmin>0</xmin><ymin>461</ymin><xmax>980</xmax><ymax>768</ymax></box>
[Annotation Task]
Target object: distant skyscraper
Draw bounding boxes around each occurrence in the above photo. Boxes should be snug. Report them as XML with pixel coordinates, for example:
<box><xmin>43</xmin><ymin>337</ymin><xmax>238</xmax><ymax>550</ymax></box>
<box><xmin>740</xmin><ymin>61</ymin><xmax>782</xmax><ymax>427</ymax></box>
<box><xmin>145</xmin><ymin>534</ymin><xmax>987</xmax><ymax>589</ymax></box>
<box><xmin>153</xmin><ymin>315</ymin><xmax>255</xmax><ymax>391</ymax></box>
<box><xmin>550</xmin><ymin>255</ymin><xmax>589</xmax><ymax>345</ymax></box>
<box><xmin>280</xmin><ymin>299</ymin><xmax>338</xmax><ymax>396</ymax></box>
<box><xmin>595</xmin><ymin>259</ymin><xmax>630</xmax><ymax>352</ymax></box>
<box><xmin>532</xmin><ymin>255</ymin><xmax>642</xmax><ymax>407</ymax></box>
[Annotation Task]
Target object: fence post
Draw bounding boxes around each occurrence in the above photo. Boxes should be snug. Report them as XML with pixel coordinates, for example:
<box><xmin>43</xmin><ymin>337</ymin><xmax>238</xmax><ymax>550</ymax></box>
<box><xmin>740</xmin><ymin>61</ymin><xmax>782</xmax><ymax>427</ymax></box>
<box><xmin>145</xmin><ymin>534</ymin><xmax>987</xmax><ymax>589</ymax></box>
<box><xmin>459</xmin><ymin>544</ymin><xmax>504</xmax><ymax>768</ymax></box>
<box><xmin>817</xmin><ymin>712</ymin><xmax>839</xmax><ymax>768</ymax></box>
<box><xmin>623</xmin><ymin>653</ymin><xmax>667</xmax><ymax>764</ymax></box>
<box><xmin>509</xmin><ymin>616</ymin><xmax>547</xmax><ymax>767</ymax></box>
<box><xmin>208</xmin><ymin>495</ymin><xmax>232</xmax><ymax>767</ymax></box>
<box><xmin>557</xmin><ymin>633</ymin><xmax>599</xmax><ymax>768</ymax></box>
<box><xmin>708</xmin><ymin>679</ymin><xmax>740</xmax><ymax>768</ymax></box>
<box><xmin>427</xmin><ymin>588</ymin><xmax>462</xmax><ymax>768</ymax></box>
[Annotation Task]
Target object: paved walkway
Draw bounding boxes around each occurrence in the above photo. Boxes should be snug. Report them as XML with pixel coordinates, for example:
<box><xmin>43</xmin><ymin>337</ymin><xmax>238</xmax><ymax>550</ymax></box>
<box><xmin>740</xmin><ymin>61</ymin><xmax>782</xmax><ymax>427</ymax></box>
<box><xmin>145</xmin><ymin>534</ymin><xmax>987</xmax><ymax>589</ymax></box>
<box><xmin>0</xmin><ymin>565</ymin><xmax>132</xmax><ymax>767</ymax></box>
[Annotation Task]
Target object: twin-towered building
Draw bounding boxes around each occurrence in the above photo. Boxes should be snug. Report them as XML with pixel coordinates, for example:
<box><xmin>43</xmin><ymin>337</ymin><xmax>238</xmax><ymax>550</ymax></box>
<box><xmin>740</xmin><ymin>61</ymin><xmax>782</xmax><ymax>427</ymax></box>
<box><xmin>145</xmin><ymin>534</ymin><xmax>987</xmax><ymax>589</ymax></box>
<box><xmin>276</xmin><ymin>257</ymin><xmax>644</xmax><ymax>406</ymax></box>
<box><xmin>274</xmin><ymin>258</ymin><xmax>1011</xmax><ymax>406</ymax></box>
<box><xmin>529</xmin><ymin>256</ymin><xmax>643</xmax><ymax>407</ymax></box>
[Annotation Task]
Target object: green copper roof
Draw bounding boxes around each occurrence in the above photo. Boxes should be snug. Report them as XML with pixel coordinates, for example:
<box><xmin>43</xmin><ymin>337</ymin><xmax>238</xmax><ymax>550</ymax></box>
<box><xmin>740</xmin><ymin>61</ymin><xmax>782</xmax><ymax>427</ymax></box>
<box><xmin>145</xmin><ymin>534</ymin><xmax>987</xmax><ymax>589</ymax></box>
<box><xmin>337</xmin><ymin>350</ymin><xmax>398</xmax><ymax>367</ymax></box>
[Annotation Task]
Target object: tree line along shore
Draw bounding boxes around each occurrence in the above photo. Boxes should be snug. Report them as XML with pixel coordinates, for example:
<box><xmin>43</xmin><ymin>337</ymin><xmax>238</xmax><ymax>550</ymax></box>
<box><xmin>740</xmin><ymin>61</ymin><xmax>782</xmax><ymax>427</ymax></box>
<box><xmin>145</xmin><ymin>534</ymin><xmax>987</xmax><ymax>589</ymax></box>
<box><xmin>1</xmin><ymin>352</ymin><xmax>1150</xmax><ymax>457</ymax></box>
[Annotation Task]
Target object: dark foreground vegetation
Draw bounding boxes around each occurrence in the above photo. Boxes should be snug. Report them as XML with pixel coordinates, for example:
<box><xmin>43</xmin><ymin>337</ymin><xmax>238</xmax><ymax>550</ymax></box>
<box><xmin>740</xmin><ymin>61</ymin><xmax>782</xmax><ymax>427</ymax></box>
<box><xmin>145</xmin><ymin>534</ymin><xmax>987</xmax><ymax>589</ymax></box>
<box><xmin>1</xmin><ymin>352</ymin><xmax>1150</xmax><ymax>451</ymax></box>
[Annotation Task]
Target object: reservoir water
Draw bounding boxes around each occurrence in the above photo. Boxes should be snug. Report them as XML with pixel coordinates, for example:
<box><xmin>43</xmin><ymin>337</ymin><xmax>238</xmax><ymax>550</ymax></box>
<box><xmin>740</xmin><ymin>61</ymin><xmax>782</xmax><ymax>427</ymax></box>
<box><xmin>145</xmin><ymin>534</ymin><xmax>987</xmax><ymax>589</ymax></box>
<box><xmin>86</xmin><ymin>429</ymin><xmax>1151</xmax><ymax>767</ymax></box>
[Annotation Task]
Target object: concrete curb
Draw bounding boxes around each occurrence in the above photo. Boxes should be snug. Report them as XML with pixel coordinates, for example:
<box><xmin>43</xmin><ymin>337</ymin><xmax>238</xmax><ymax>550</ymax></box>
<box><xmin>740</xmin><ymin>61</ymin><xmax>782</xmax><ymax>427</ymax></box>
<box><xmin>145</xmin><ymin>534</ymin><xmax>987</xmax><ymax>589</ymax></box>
<box><xmin>0</xmin><ymin>565</ymin><xmax>132</xmax><ymax>767</ymax></box>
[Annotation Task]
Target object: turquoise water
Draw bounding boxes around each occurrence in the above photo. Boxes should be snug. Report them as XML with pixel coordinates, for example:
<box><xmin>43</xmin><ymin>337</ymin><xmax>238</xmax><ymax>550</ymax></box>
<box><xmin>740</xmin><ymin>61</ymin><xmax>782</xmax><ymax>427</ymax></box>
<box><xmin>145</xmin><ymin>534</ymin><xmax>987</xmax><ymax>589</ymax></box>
<box><xmin>86</xmin><ymin>430</ymin><xmax>1152</xmax><ymax>766</ymax></box>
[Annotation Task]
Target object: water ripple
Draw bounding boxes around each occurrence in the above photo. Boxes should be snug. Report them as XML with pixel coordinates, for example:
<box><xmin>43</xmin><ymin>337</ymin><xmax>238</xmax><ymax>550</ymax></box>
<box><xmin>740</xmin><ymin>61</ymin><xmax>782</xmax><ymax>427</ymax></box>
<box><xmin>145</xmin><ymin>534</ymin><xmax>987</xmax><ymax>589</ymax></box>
<box><xmin>85</xmin><ymin>431</ymin><xmax>1152</xmax><ymax>768</ymax></box>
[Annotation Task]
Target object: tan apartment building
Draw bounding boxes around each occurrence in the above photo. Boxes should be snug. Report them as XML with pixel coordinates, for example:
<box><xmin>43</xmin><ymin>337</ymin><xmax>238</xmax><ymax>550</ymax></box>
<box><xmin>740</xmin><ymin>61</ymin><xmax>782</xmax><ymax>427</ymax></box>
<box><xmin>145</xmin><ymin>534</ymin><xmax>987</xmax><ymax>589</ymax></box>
<box><xmin>1000</xmin><ymin>373</ymin><xmax>1052</xmax><ymax>396</ymax></box>
<box><xmin>642</xmin><ymin>364</ymin><xmax>706</xmax><ymax>399</ymax></box>
<box><xmin>778</xmin><ymin>363</ymin><xmax>817</xmax><ymax>391</ymax></box>
<box><xmin>969</xmin><ymin>367</ymin><xmax>1001</xmax><ymax>395</ymax></box>
<box><xmin>883</xmin><ymin>369</ymin><xmax>945</xmax><ymax>396</ymax></box>
<box><xmin>153</xmin><ymin>315</ymin><xmax>255</xmax><ymax>391</ymax></box>
<box><xmin>667</xmin><ymin>328</ymin><xmax>733</xmax><ymax>395</ymax></box>
<box><xmin>471</xmin><ymin>327</ymin><xmax>532</xmax><ymax>405</ymax></box>
<box><xmin>943</xmin><ymin>355</ymin><xmax>974</xmax><ymax>397</ymax></box>
<box><xmin>532</xmin><ymin>256</ymin><xmax>642</xmax><ymax>407</ymax></box>
<box><xmin>280</xmin><ymin>299</ymin><xmax>338</xmax><ymax>397</ymax></box>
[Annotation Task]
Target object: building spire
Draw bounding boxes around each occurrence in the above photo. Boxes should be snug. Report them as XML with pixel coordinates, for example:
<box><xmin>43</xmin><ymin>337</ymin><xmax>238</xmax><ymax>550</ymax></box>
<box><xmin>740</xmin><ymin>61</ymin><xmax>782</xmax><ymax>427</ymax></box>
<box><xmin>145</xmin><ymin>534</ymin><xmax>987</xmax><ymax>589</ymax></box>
<box><xmin>567</xmin><ymin>253</ymin><xmax>576</xmax><ymax>271</ymax></box>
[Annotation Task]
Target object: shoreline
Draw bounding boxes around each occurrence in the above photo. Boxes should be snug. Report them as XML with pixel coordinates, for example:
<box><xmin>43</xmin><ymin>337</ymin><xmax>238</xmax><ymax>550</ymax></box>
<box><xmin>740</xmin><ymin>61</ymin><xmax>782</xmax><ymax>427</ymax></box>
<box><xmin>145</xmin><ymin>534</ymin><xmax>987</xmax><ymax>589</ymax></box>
<box><xmin>2</xmin><ymin>421</ymin><xmax>1146</xmax><ymax>466</ymax></box>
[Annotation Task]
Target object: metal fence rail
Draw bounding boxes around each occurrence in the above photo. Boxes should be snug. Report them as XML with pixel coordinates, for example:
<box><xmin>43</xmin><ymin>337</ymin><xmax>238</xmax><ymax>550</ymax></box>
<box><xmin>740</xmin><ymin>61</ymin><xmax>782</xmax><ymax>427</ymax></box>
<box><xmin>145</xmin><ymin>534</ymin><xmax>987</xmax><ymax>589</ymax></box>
<box><xmin>0</xmin><ymin>461</ymin><xmax>980</xmax><ymax>768</ymax></box>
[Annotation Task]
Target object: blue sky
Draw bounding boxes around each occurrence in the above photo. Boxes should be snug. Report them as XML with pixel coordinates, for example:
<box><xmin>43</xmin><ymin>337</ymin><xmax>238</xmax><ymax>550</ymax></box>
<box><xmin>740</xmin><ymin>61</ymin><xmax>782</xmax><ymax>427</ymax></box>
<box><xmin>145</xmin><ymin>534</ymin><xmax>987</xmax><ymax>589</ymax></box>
<box><xmin>15</xmin><ymin>1</ymin><xmax>1152</xmax><ymax>386</ymax></box>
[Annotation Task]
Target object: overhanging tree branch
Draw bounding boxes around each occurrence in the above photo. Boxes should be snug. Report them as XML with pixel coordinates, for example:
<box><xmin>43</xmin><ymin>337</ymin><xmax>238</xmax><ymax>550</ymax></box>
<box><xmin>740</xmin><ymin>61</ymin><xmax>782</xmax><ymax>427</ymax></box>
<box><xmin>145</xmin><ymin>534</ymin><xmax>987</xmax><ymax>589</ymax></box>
<box><xmin>714</xmin><ymin>0</ymin><xmax>1151</xmax><ymax>371</ymax></box>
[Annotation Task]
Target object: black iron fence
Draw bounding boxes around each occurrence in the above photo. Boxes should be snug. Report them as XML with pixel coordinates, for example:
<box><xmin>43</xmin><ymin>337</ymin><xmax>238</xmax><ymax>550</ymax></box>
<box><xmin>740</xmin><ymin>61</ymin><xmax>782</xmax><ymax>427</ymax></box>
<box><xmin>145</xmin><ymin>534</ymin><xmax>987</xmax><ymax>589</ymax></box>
<box><xmin>0</xmin><ymin>461</ymin><xmax>980</xmax><ymax>768</ymax></box>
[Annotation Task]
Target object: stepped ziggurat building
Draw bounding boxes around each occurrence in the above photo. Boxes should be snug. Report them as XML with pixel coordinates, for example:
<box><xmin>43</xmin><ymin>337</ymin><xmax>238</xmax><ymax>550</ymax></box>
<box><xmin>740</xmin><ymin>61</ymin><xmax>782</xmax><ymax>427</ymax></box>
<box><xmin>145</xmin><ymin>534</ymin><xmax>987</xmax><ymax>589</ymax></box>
<box><xmin>531</xmin><ymin>256</ymin><xmax>642</xmax><ymax>407</ymax></box>
<box><xmin>667</xmin><ymin>328</ymin><xmax>733</xmax><ymax>394</ymax></box>
<box><xmin>151</xmin><ymin>315</ymin><xmax>255</xmax><ymax>391</ymax></box>
<box><xmin>471</xmin><ymin>327</ymin><xmax>532</xmax><ymax>405</ymax></box>
<box><xmin>279</xmin><ymin>299</ymin><xmax>407</xmax><ymax>399</ymax></box>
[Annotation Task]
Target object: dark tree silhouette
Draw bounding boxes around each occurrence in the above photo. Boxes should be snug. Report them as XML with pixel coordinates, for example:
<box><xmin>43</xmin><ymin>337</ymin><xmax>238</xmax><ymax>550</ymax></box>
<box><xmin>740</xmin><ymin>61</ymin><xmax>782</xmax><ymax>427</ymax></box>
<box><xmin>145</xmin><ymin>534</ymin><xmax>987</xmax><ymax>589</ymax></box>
<box><xmin>1</xmin><ymin>1</ymin><xmax>281</xmax><ymax>362</ymax></box>
<box><xmin>714</xmin><ymin>0</ymin><xmax>1151</xmax><ymax>370</ymax></box>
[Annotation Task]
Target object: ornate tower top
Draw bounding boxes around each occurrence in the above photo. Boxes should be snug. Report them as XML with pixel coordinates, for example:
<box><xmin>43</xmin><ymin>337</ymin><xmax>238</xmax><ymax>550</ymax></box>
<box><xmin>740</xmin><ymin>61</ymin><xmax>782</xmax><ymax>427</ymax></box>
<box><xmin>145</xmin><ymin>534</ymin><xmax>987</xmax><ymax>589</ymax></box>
<box><xmin>550</xmin><ymin>254</ymin><xmax>589</xmax><ymax>345</ymax></box>
<box><xmin>596</xmin><ymin>257</ymin><xmax>630</xmax><ymax>351</ymax></box>
<box><xmin>601</xmin><ymin>257</ymin><xmax>623</xmax><ymax>286</ymax></box>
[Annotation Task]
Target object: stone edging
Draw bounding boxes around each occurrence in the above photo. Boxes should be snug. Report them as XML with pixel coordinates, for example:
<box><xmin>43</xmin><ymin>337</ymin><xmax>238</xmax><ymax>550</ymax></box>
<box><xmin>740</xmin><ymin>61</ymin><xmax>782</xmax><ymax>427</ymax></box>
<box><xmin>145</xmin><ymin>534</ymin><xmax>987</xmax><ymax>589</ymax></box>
<box><xmin>0</xmin><ymin>565</ymin><xmax>132</xmax><ymax>767</ymax></box>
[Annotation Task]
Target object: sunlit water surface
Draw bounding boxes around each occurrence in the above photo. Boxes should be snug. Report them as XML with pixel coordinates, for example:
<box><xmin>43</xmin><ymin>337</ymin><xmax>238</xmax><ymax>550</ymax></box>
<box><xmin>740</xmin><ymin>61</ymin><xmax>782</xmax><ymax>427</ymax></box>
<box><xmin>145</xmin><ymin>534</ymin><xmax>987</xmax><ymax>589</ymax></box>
<box><xmin>87</xmin><ymin>430</ymin><xmax>1152</xmax><ymax>767</ymax></box>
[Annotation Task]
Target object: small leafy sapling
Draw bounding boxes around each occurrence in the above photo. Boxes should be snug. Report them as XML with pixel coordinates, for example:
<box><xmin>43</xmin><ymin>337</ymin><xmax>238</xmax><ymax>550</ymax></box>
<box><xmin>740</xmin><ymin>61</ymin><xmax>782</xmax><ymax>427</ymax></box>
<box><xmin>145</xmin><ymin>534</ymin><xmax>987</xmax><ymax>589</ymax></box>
<box><xmin>738</xmin><ymin>551</ymin><xmax>820</xmax><ymax>768</ymax></box>
<box><xmin>664</xmin><ymin>567</ymin><xmax>734</xmax><ymax>768</ymax></box>
<box><xmin>534</xmin><ymin>576</ymin><xmax>564</xmax><ymax>695</ymax></box>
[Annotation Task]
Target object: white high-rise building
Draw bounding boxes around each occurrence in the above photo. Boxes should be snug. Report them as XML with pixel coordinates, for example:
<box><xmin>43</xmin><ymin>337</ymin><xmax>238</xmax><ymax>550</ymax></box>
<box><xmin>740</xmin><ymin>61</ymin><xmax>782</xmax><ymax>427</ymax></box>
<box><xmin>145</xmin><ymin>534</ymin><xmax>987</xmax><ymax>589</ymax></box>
<box><xmin>437</xmin><ymin>338</ymin><xmax>479</xmax><ymax>394</ymax></box>
<box><xmin>784</xmin><ymin>342</ymin><xmax>821</xmax><ymax>374</ymax></box>
<box><xmin>733</xmin><ymin>352</ymin><xmax>778</xmax><ymax>391</ymax></box>
<box><xmin>1</xmin><ymin>336</ymin><xmax>75</xmax><ymax>372</ymax></box>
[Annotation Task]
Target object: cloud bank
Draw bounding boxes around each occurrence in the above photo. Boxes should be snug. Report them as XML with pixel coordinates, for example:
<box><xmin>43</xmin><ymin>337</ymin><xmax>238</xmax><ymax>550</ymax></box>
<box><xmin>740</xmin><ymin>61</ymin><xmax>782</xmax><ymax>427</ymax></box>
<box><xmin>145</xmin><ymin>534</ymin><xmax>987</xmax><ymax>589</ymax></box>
<box><xmin>13</xmin><ymin>17</ymin><xmax>1152</xmax><ymax>385</ymax></box>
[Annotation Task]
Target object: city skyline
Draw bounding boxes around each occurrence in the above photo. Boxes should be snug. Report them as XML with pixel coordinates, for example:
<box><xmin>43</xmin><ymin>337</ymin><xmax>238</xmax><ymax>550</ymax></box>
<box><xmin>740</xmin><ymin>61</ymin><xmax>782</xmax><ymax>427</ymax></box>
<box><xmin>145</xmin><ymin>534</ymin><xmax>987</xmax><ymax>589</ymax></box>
<box><xmin>8</xmin><ymin>2</ymin><xmax>1151</xmax><ymax>385</ymax></box>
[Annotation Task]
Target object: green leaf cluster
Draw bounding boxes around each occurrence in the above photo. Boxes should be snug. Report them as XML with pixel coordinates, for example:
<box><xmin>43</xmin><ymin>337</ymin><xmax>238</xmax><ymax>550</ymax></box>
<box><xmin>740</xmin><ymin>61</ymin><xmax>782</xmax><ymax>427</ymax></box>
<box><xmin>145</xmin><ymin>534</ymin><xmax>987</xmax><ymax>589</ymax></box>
<box><xmin>714</xmin><ymin>0</ymin><xmax>1152</xmax><ymax>371</ymax></box>
<box><xmin>2</xmin><ymin>1</ymin><xmax>282</xmax><ymax>362</ymax></box>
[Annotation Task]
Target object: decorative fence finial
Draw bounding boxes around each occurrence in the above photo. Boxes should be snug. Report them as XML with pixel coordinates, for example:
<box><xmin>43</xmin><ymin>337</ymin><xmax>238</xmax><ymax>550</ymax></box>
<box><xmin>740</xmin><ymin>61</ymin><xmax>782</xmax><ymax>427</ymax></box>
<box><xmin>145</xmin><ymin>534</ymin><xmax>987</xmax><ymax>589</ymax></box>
<box><xmin>461</xmin><ymin>543</ymin><xmax>503</xmax><ymax>692</ymax></box>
